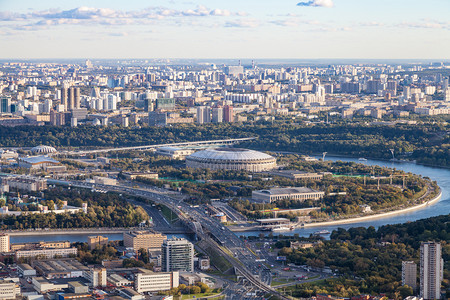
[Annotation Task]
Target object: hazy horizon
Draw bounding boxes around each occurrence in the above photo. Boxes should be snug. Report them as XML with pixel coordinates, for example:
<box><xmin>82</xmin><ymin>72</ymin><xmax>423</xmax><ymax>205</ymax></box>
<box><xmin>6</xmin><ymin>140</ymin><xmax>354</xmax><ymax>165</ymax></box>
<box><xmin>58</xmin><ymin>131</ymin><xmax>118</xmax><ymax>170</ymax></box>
<box><xmin>1</xmin><ymin>0</ymin><xmax>449</xmax><ymax>60</ymax></box>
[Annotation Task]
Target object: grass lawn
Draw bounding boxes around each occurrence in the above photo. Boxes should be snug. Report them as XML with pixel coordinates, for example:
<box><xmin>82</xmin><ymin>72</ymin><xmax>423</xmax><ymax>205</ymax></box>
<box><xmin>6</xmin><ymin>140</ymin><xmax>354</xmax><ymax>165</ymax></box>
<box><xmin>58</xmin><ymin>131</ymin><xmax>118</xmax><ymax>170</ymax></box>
<box><xmin>159</xmin><ymin>204</ymin><xmax>179</xmax><ymax>223</ymax></box>
<box><xmin>271</xmin><ymin>278</ymin><xmax>296</xmax><ymax>286</ymax></box>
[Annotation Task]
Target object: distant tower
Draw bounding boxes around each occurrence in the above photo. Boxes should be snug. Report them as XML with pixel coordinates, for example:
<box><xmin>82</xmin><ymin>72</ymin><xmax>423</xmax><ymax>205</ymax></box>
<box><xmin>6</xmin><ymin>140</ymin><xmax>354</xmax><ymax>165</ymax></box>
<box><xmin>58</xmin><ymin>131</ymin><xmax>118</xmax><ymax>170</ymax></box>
<box><xmin>238</xmin><ymin>60</ymin><xmax>241</xmax><ymax>66</ymax></box>
<box><xmin>420</xmin><ymin>242</ymin><xmax>443</xmax><ymax>300</ymax></box>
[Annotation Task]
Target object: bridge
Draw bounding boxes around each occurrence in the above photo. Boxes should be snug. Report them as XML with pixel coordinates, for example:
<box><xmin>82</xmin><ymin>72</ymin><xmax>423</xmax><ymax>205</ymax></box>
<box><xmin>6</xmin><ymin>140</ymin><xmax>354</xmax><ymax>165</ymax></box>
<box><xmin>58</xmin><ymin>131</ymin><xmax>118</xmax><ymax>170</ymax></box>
<box><xmin>51</xmin><ymin>179</ymin><xmax>289</xmax><ymax>299</ymax></box>
<box><xmin>57</xmin><ymin>137</ymin><xmax>257</xmax><ymax>156</ymax></box>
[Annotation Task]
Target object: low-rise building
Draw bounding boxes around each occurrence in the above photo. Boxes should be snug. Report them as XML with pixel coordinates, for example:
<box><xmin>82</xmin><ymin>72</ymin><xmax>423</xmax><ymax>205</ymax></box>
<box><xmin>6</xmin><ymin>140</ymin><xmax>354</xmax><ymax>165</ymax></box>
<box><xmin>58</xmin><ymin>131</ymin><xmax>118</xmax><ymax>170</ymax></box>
<box><xmin>93</xmin><ymin>176</ymin><xmax>117</xmax><ymax>186</ymax></box>
<box><xmin>18</xmin><ymin>156</ymin><xmax>61</xmax><ymax>170</ymax></box>
<box><xmin>267</xmin><ymin>170</ymin><xmax>325</xmax><ymax>180</ymax></box>
<box><xmin>155</xmin><ymin>147</ymin><xmax>195</xmax><ymax>159</ymax></box>
<box><xmin>18</xmin><ymin>264</ymin><xmax>37</xmax><ymax>277</ymax></box>
<box><xmin>107</xmin><ymin>274</ymin><xmax>132</xmax><ymax>287</ymax></box>
<box><xmin>290</xmin><ymin>241</ymin><xmax>315</xmax><ymax>250</ymax></box>
<box><xmin>11</xmin><ymin>241</ymin><xmax>71</xmax><ymax>252</ymax></box>
<box><xmin>33</xmin><ymin>259</ymin><xmax>88</xmax><ymax>279</ymax></box>
<box><xmin>0</xmin><ymin>279</ymin><xmax>20</xmax><ymax>299</ymax></box>
<box><xmin>134</xmin><ymin>269</ymin><xmax>179</xmax><ymax>294</ymax></box>
<box><xmin>2</xmin><ymin>176</ymin><xmax>47</xmax><ymax>192</ymax></box>
<box><xmin>122</xmin><ymin>172</ymin><xmax>159</xmax><ymax>180</ymax></box>
<box><xmin>87</xmin><ymin>236</ymin><xmax>108</xmax><ymax>250</ymax></box>
<box><xmin>117</xmin><ymin>288</ymin><xmax>145</xmax><ymax>300</ymax></box>
<box><xmin>252</xmin><ymin>187</ymin><xmax>325</xmax><ymax>203</ymax></box>
<box><xmin>16</xmin><ymin>248</ymin><xmax>78</xmax><ymax>260</ymax></box>
<box><xmin>198</xmin><ymin>256</ymin><xmax>210</xmax><ymax>270</ymax></box>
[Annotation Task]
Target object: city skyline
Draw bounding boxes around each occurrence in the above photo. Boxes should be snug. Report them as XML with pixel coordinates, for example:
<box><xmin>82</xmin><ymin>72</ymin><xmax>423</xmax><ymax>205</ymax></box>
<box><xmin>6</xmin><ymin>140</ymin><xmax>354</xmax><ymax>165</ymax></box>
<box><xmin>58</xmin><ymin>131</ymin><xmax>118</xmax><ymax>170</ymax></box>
<box><xmin>0</xmin><ymin>0</ymin><xmax>449</xmax><ymax>59</ymax></box>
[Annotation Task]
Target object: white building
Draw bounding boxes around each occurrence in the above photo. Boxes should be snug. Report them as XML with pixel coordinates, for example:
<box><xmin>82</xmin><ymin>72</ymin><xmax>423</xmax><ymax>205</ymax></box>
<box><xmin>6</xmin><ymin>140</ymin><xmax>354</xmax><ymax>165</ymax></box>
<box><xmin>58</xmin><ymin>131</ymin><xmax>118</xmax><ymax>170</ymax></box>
<box><xmin>161</xmin><ymin>238</ymin><xmax>194</xmax><ymax>272</ymax></box>
<box><xmin>0</xmin><ymin>280</ymin><xmax>20</xmax><ymax>299</ymax></box>
<box><xmin>134</xmin><ymin>269</ymin><xmax>179</xmax><ymax>293</ymax></box>
<box><xmin>197</xmin><ymin>106</ymin><xmax>211</xmax><ymax>124</ymax></box>
<box><xmin>252</xmin><ymin>187</ymin><xmax>325</xmax><ymax>203</ymax></box>
<box><xmin>15</xmin><ymin>247</ymin><xmax>77</xmax><ymax>260</ymax></box>
<box><xmin>0</xmin><ymin>234</ymin><xmax>9</xmax><ymax>252</ymax></box>
<box><xmin>155</xmin><ymin>147</ymin><xmax>195</xmax><ymax>160</ymax></box>
<box><xmin>83</xmin><ymin>268</ymin><xmax>107</xmax><ymax>287</ymax></box>
<box><xmin>420</xmin><ymin>242</ymin><xmax>443</xmax><ymax>300</ymax></box>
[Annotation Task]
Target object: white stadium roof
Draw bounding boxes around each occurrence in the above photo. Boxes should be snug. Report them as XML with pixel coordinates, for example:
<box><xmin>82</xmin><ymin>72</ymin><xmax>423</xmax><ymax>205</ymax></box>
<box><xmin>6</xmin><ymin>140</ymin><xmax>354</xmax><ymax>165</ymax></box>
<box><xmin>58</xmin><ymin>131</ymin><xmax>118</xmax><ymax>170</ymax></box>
<box><xmin>187</xmin><ymin>148</ymin><xmax>274</xmax><ymax>162</ymax></box>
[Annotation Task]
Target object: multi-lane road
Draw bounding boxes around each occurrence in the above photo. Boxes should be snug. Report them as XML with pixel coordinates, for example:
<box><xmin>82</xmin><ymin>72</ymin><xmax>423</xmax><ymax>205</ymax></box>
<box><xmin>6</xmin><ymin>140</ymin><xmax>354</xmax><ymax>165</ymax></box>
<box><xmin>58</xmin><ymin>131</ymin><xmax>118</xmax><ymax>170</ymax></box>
<box><xmin>49</xmin><ymin>178</ymin><xmax>290</xmax><ymax>299</ymax></box>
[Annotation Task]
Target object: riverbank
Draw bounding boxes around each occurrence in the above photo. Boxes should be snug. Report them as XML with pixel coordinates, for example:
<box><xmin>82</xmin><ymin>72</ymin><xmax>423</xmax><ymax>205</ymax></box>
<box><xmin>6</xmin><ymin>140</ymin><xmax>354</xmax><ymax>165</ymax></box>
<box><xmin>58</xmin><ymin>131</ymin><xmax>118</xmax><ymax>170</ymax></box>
<box><xmin>302</xmin><ymin>189</ymin><xmax>442</xmax><ymax>228</ymax></box>
<box><xmin>5</xmin><ymin>226</ymin><xmax>190</xmax><ymax>236</ymax></box>
<box><xmin>228</xmin><ymin>188</ymin><xmax>443</xmax><ymax>232</ymax></box>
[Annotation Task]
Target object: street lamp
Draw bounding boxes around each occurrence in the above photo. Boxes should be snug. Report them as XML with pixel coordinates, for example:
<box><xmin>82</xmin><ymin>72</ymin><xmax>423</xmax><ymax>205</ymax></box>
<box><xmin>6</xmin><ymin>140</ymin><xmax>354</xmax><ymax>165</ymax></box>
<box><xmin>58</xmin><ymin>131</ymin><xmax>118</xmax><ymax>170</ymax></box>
<box><xmin>322</xmin><ymin>152</ymin><xmax>327</xmax><ymax>161</ymax></box>
<box><xmin>389</xmin><ymin>149</ymin><xmax>395</xmax><ymax>161</ymax></box>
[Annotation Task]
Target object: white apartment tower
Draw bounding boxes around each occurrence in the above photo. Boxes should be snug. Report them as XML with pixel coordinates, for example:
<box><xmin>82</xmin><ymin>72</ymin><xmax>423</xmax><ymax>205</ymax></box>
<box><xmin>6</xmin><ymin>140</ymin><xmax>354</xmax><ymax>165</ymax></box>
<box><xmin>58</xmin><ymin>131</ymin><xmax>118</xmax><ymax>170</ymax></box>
<box><xmin>420</xmin><ymin>242</ymin><xmax>443</xmax><ymax>300</ymax></box>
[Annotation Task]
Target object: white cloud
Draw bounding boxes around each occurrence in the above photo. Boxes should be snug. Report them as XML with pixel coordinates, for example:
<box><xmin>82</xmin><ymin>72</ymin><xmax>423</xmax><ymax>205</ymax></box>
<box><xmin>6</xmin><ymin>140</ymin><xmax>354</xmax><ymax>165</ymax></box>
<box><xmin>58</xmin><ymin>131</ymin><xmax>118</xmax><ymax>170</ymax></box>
<box><xmin>225</xmin><ymin>19</ymin><xmax>259</xmax><ymax>28</ymax></box>
<box><xmin>0</xmin><ymin>5</ymin><xmax>247</xmax><ymax>31</ymax></box>
<box><xmin>297</xmin><ymin>0</ymin><xmax>334</xmax><ymax>8</ymax></box>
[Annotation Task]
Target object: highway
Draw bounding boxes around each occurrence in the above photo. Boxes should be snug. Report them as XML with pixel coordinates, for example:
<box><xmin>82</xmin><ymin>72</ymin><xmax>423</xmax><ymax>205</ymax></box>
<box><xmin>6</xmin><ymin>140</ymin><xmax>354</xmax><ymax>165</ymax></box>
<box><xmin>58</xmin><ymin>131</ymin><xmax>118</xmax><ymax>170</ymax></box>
<box><xmin>50</xmin><ymin>178</ymin><xmax>290</xmax><ymax>299</ymax></box>
<box><xmin>56</xmin><ymin>137</ymin><xmax>257</xmax><ymax>155</ymax></box>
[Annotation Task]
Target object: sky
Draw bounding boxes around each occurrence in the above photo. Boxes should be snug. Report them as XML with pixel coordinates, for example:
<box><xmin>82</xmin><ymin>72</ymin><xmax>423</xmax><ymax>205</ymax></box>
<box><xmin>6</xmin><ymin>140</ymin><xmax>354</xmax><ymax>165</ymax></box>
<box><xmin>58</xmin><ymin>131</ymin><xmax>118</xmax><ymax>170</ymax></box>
<box><xmin>0</xmin><ymin>0</ymin><xmax>449</xmax><ymax>60</ymax></box>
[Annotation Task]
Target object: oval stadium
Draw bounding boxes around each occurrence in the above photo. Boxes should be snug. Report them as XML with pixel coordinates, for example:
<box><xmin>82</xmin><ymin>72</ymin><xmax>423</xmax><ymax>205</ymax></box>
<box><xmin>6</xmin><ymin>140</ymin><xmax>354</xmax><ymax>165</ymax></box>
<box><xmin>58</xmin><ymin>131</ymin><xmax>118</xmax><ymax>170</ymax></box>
<box><xmin>31</xmin><ymin>145</ymin><xmax>57</xmax><ymax>155</ymax></box>
<box><xmin>186</xmin><ymin>148</ymin><xmax>276</xmax><ymax>172</ymax></box>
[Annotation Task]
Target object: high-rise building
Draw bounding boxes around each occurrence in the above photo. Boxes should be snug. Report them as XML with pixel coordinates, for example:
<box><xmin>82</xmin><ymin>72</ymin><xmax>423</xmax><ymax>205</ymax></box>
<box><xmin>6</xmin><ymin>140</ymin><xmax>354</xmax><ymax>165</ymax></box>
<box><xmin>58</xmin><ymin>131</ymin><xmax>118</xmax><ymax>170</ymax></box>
<box><xmin>197</xmin><ymin>106</ymin><xmax>211</xmax><ymax>124</ymax></box>
<box><xmin>61</xmin><ymin>87</ymin><xmax>69</xmax><ymax>111</ymax></box>
<box><xmin>156</xmin><ymin>98</ymin><xmax>175</xmax><ymax>111</ymax></box>
<box><xmin>444</xmin><ymin>87</ymin><xmax>450</xmax><ymax>102</ymax></box>
<box><xmin>420</xmin><ymin>242</ymin><xmax>443</xmax><ymax>300</ymax></box>
<box><xmin>223</xmin><ymin>105</ymin><xmax>234</xmax><ymax>123</ymax></box>
<box><xmin>402</xmin><ymin>261</ymin><xmax>417</xmax><ymax>292</ymax></box>
<box><xmin>366</xmin><ymin>80</ymin><xmax>382</xmax><ymax>94</ymax></box>
<box><xmin>225</xmin><ymin>65</ymin><xmax>244</xmax><ymax>76</ymax></box>
<box><xmin>212</xmin><ymin>107</ymin><xmax>223</xmax><ymax>123</ymax></box>
<box><xmin>0</xmin><ymin>96</ymin><xmax>11</xmax><ymax>114</ymax></box>
<box><xmin>0</xmin><ymin>234</ymin><xmax>10</xmax><ymax>252</ymax></box>
<box><xmin>148</xmin><ymin>111</ymin><xmax>168</xmax><ymax>126</ymax></box>
<box><xmin>161</xmin><ymin>238</ymin><xmax>194</xmax><ymax>272</ymax></box>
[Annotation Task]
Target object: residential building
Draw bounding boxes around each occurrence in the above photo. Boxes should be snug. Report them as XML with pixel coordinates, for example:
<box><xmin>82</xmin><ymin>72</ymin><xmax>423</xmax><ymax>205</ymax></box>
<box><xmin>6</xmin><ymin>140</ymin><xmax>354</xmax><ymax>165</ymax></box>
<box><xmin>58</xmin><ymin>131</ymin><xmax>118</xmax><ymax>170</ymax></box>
<box><xmin>402</xmin><ymin>261</ymin><xmax>417</xmax><ymax>292</ymax></box>
<box><xmin>2</xmin><ymin>176</ymin><xmax>47</xmax><ymax>192</ymax></box>
<box><xmin>420</xmin><ymin>242</ymin><xmax>443</xmax><ymax>300</ymax></box>
<box><xmin>0</xmin><ymin>234</ymin><xmax>9</xmax><ymax>252</ymax></box>
<box><xmin>223</xmin><ymin>105</ymin><xmax>234</xmax><ymax>122</ymax></box>
<box><xmin>196</xmin><ymin>106</ymin><xmax>211</xmax><ymax>124</ymax></box>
